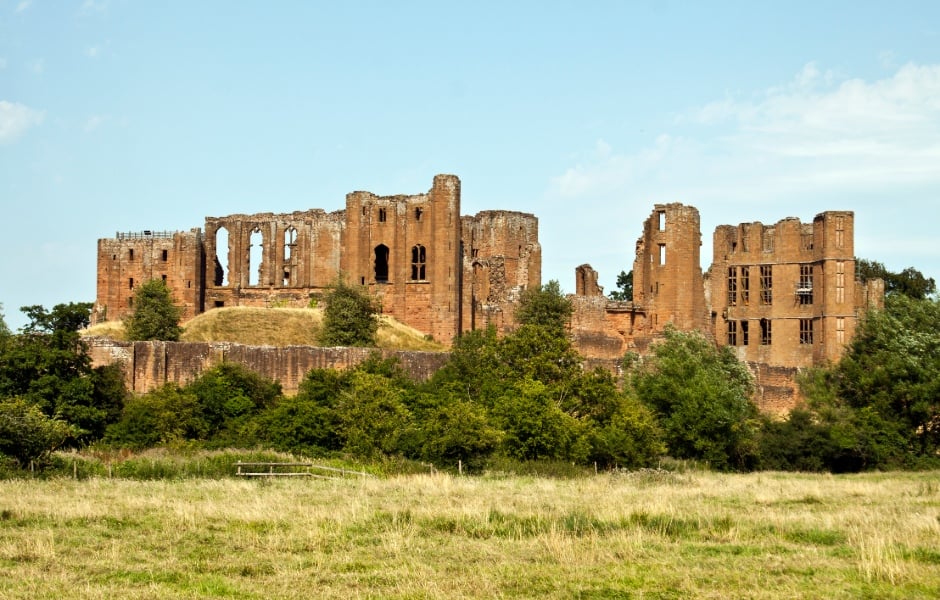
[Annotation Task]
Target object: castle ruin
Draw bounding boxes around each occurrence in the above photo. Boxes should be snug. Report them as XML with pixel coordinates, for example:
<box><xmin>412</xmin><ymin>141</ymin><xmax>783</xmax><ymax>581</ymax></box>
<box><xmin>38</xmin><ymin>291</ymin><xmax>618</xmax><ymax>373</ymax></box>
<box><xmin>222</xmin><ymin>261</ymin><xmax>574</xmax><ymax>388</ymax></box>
<box><xmin>95</xmin><ymin>175</ymin><xmax>882</xmax><ymax>412</ymax></box>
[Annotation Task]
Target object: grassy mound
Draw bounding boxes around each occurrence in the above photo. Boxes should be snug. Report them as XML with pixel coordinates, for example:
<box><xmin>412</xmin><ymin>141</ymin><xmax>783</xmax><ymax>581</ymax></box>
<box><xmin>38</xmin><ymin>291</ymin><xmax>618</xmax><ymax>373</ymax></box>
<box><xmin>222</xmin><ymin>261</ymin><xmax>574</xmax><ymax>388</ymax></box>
<box><xmin>82</xmin><ymin>306</ymin><xmax>446</xmax><ymax>352</ymax></box>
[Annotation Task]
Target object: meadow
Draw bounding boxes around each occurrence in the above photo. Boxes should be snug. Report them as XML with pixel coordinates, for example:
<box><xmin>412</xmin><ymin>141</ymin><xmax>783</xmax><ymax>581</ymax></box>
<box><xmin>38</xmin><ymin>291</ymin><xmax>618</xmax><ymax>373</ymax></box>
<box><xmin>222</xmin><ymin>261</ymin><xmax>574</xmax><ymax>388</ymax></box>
<box><xmin>0</xmin><ymin>468</ymin><xmax>938</xmax><ymax>599</ymax></box>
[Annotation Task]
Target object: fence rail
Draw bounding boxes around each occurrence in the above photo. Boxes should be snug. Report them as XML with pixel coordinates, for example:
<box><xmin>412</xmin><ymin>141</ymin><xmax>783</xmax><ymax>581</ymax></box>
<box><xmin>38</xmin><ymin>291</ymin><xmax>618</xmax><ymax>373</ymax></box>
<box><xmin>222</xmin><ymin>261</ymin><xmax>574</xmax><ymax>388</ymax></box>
<box><xmin>235</xmin><ymin>461</ymin><xmax>374</xmax><ymax>479</ymax></box>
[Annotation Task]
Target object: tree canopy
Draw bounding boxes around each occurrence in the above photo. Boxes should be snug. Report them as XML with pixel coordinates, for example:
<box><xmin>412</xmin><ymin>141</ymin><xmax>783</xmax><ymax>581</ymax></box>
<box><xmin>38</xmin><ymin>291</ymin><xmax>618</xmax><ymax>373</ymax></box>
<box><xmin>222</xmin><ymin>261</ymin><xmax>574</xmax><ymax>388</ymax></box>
<box><xmin>515</xmin><ymin>280</ymin><xmax>572</xmax><ymax>334</ymax></box>
<box><xmin>608</xmin><ymin>270</ymin><xmax>633</xmax><ymax>302</ymax></box>
<box><xmin>319</xmin><ymin>279</ymin><xmax>380</xmax><ymax>347</ymax></box>
<box><xmin>856</xmin><ymin>259</ymin><xmax>936</xmax><ymax>300</ymax></box>
<box><xmin>123</xmin><ymin>279</ymin><xmax>184</xmax><ymax>341</ymax></box>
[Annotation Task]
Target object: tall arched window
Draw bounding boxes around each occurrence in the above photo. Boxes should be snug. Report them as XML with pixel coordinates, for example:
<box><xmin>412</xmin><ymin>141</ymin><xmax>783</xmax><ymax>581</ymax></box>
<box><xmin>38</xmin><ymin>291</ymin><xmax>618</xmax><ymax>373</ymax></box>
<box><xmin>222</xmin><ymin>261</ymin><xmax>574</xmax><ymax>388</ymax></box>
<box><xmin>374</xmin><ymin>244</ymin><xmax>389</xmax><ymax>282</ymax></box>
<box><xmin>410</xmin><ymin>245</ymin><xmax>426</xmax><ymax>280</ymax></box>
<box><xmin>214</xmin><ymin>226</ymin><xmax>229</xmax><ymax>286</ymax></box>
<box><xmin>249</xmin><ymin>227</ymin><xmax>263</xmax><ymax>286</ymax></box>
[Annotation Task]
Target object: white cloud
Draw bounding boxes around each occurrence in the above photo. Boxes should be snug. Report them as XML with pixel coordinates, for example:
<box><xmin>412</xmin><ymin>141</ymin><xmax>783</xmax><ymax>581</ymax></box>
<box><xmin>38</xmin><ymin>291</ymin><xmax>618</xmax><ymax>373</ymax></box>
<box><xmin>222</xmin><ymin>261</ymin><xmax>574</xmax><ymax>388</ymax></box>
<box><xmin>84</xmin><ymin>114</ymin><xmax>107</xmax><ymax>132</ymax></box>
<box><xmin>81</xmin><ymin>0</ymin><xmax>108</xmax><ymax>13</ymax></box>
<box><xmin>551</xmin><ymin>62</ymin><xmax>940</xmax><ymax>202</ymax></box>
<box><xmin>545</xmin><ymin>61</ymin><xmax>940</xmax><ymax>293</ymax></box>
<box><xmin>15</xmin><ymin>0</ymin><xmax>33</xmax><ymax>14</ymax></box>
<box><xmin>86</xmin><ymin>46</ymin><xmax>99</xmax><ymax>58</ymax></box>
<box><xmin>0</xmin><ymin>101</ymin><xmax>44</xmax><ymax>143</ymax></box>
<box><xmin>29</xmin><ymin>58</ymin><xmax>44</xmax><ymax>74</ymax></box>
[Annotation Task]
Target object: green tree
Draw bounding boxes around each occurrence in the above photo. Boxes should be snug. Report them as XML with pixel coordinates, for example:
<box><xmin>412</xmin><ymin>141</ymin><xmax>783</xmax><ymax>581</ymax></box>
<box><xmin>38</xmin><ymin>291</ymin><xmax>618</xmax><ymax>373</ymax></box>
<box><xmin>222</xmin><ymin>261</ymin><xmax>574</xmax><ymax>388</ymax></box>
<box><xmin>834</xmin><ymin>294</ymin><xmax>940</xmax><ymax>460</ymax></box>
<box><xmin>0</xmin><ymin>302</ymin><xmax>125</xmax><ymax>446</ymax></box>
<box><xmin>123</xmin><ymin>279</ymin><xmax>183</xmax><ymax>341</ymax></box>
<box><xmin>630</xmin><ymin>326</ymin><xmax>758</xmax><ymax>470</ymax></box>
<box><xmin>856</xmin><ymin>259</ymin><xmax>936</xmax><ymax>300</ymax></box>
<box><xmin>0</xmin><ymin>398</ymin><xmax>74</xmax><ymax>467</ymax></box>
<box><xmin>608</xmin><ymin>270</ymin><xmax>634</xmax><ymax>302</ymax></box>
<box><xmin>320</xmin><ymin>279</ymin><xmax>380</xmax><ymax>347</ymax></box>
<box><xmin>516</xmin><ymin>280</ymin><xmax>572</xmax><ymax>334</ymax></box>
<box><xmin>185</xmin><ymin>363</ymin><xmax>282</xmax><ymax>444</ymax></box>
<box><xmin>104</xmin><ymin>384</ymin><xmax>206</xmax><ymax>449</ymax></box>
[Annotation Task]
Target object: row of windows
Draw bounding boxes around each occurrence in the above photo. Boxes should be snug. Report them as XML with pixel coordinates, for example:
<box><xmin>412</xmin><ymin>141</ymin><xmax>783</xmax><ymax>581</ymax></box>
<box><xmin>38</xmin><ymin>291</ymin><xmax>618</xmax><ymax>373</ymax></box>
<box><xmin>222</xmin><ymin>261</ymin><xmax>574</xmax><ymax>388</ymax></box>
<box><xmin>120</xmin><ymin>249</ymin><xmax>170</xmax><ymax>261</ymax></box>
<box><xmin>727</xmin><ymin>264</ymin><xmax>821</xmax><ymax>307</ymax></box>
<box><xmin>372</xmin><ymin>244</ymin><xmax>429</xmax><ymax>283</ymax></box>
<box><xmin>368</xmin><ymin>207</ymin><xmax>425</xmax><ymax>223</ymax></box>
<box><xmin>726</xmin><ymin>318</ymin><xmax>817</xmax><ymax>346</ymax></box>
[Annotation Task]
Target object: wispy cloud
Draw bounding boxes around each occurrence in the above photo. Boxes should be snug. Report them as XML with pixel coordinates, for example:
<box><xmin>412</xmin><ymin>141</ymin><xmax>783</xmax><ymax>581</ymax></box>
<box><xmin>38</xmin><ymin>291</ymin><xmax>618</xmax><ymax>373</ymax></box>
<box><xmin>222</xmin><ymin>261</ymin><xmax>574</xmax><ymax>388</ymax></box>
<box><xmin>84</xmin><ymin>114</ymin><xmax>107</xmax><ymax>132</ymax></box>
<box><xmin>550</xmin><ymin>62</ymin><xmax>940</xmax><ymax>202</ymax></box>
<box><xmin>0</xmin><ymin>100</ymin><xmax>44</xmax><ymax>143</ymax></box>
<box><xmin>29</xmin><ymin>58</ymin><xmax>45</xmax><ymax>74</ymax></box>
<box><xmin>15</xmin><ymin>0</ymin><xmax>33</xmax><ymax>14</ymax></box>
<box><xmin>81</xmin><ymin>0</ymin><xmax>108</xmax><ymax>14</ymax></box>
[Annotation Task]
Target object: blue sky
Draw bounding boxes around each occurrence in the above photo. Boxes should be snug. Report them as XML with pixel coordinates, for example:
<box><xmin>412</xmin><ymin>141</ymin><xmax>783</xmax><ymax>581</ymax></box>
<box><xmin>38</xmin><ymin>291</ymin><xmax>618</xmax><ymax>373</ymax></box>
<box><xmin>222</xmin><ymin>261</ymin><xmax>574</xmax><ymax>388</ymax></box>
<box><xmin>2</xmin><ymin>1</ymin><xmax>939</xmax><ymax>330</ymax></box>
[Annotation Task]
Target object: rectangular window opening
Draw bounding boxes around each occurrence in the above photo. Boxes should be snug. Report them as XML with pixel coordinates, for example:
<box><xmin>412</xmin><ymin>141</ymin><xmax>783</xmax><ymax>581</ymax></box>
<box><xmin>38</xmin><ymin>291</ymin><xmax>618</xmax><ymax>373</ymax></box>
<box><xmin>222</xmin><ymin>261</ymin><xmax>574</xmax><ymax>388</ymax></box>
<box><xmin>798</xmin><ymin>265</ymin><xmax>813</xmax><ymax>305</ymax></box>
<box><xmin>740</xmin><ymin>267</ymin><xmax>750</xmax><ymax>305</ymax></box>
<box><xmin>129</xmin><ymin>249</ymin><xmax>134</xmax><ymax>260</ymax></box>
<box><xmin>800</xmin><ymin>318</ymin><xmax>814</xmax><ymax>345</ymax></box>
<box><xmin>727</xmin><ymin>267</ymin><xmax>737</xmax><ymax>306</ymax></box>
<box><xmin>378</xmin><ymin>208</ymin><xmax>387</xmax><ymax>223</ymax></box>
<box><xmin>657</xmin><ymin>211</ymin><xmax>665</xmax><ymax>231</ymax></box>
<box><xmin>760</xmin><ymin>319</ymin><xmax>772</xmax><ymax>345</ymax></box>
<box><xmin>128</xmin><ymin>277</ymin><xmax>134</xmax><ymax>290</ymax></box>
<box><xmin>741</xmin><ymin>320</ymin><xmax>749</xmax><ymax>345</ymax></box>
<box><xmin>659</xmin><ymin>244</ymin><xmax>666</xmax><ymax>265</ymax></box>
<box><xmin>727</xmin><ymin>321</ymin><xmax>738</xmax><ymax>346</ymax></box>
<box><xmin>161</xmin><ymin>249</ymin><xmax>168</xmax><ymax>261</ymax></box>
<box><xmin>760</xmin><ymin>265</ymin><xmax>773</xmax><ymax>305</ymax></box>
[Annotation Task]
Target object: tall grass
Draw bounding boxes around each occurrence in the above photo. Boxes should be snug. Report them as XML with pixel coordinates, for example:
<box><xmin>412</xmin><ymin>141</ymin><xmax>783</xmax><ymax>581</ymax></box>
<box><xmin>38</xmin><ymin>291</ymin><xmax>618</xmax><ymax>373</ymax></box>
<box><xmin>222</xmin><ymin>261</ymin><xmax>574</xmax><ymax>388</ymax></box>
<box><xmin>0</xmin><ymin>468</ymin><xmax>937</xmax><ymax>598</ymax></box>
<box><xmin>82</xmin><ymin>306</ymin><xmax>446</xmax><ymax>351</ymax></box>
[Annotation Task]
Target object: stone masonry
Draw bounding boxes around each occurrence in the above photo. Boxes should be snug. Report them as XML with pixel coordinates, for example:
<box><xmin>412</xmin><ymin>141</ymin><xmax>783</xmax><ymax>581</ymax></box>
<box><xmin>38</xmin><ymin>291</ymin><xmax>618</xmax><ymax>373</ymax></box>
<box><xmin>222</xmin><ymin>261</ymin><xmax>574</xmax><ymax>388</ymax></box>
<box><xmin>95</xmin><ymin>177</ymin><xmax>882</xmax><ymax>413</ymax></box>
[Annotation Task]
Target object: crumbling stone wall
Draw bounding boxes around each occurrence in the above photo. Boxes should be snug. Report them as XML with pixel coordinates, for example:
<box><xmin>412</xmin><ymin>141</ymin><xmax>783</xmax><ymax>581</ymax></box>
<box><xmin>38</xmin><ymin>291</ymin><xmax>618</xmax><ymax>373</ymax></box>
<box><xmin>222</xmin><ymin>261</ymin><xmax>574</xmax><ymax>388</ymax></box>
<box><xmin>86</xmin><ymin>337</ymin><xmax>449</xmax><ymax>396</ymax></box>
<box><xmin>460</xmin><ymin>210</ymin><xmax>540</xmax><ymax>334</ymax></box>
<box><xmin>709</xmin><ymin>211</ymin><xmax>862</xmax><ymax>367</ymax></box>
<box><xmin>94</xmin><ymin>229</ymin><xmax>204</xmax><ymax>324</ymax></box>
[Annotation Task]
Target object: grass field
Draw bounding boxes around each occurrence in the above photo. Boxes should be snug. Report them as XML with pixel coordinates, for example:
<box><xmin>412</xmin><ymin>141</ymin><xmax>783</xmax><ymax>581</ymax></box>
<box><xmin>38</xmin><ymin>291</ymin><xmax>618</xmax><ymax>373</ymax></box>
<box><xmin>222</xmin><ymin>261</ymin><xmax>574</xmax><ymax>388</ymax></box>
<box><xmin>83</xmin><ymin>306</ymin><xmax>446</xmax><ymax>352</ymax></box>
<box><xmin>0</xmin><ymin>469</ymin><xmax>938</xmax><ymax>599</ymax></box>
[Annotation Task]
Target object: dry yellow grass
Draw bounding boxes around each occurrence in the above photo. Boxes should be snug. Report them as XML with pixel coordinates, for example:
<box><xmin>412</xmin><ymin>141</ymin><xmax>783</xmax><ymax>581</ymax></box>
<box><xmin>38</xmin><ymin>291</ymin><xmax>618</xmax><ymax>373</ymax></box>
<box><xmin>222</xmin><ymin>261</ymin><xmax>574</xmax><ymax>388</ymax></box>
<box><xmin>0</xmin><ymin>470</ymin><xmax>937</xmax><ymax>599</ymax></box>
<box><xmin>82</xmin><ymin>306</ymin><xmax>446</xmax><ymax>352</ymax></box>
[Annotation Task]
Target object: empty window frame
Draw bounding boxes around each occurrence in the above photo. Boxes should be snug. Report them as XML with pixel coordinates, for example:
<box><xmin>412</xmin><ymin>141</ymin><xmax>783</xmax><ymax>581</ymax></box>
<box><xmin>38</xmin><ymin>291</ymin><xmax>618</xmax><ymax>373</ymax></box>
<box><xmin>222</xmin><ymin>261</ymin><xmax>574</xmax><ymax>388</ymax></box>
<box><xmin>760</xmin><ymin>319</ymin><xmax>772</xmax><ymax>345</ymax></box>
<box><xmin>161</xmin><ymin>249</ymin><xmax>168</xmax><ymax>261</ymax></box>
<box><xmin>657</xmin><ymin>211</ymin><xmax>665</xmax><ymax>231</ymax></box>
<box><xmin>801</xmin><ymin>232</ymin><xmax>814</xmax><ymax>251</ymax></box>
<box><xmin>128</xmin><ymin>277</ymin><xmax>134</xmax><ymax>290</ymax></box>
<box><xmin>415</xmin><ymin>207</ymin><xmax>423</xmax><ymax>221</ymax></box>
<box><xmin>129</xmin><ymin>248</ymin><xmax>135</xmax><ymax>260</ymax></box>
<box><xmin>741</xmin><ymin>320</ymin><xmax>749</xmax><ymax>345</ymax></box>
<box><xmin>800</xmin><ymin>318</ymin><xmax>814</xmax><ymax>345</ymax></box>
<box><xmin>740</xmin><ymin>266</ymin><xmax>750</xmax><ymax>305</ymax></box>
<box><xmin>727</xmin><ymin>267</ymin><xmax>737</xmax><ymax>306</ymax></box>
<box><xmin>378</xmin><ymin>208</ymin><xmax>387</xmax><ymax>223</ymax></box>
<box><xmin>658</xmin><ymin>244</ymin><xmax>666</xmax><ymax>265</ymax></box>
<box><xmin>410</xmin><ymin>245</ymin><xmax>426</xmax><ymax>280</ymax></box>
<box><xmin>727</xmin><ymin>320</ymin><xmax>738</xmax><ymax>345</ymax></box>
<box><xmin>762</xmin><ymin>229</ymin><xmax>774</xmax><ymax>252</ymax></box>
<box><xmin>798</xmin><ymin>264</ymin><xmax>813</xmax><ymax>305</ymax></box>
<box><xmin>760</xmin><ymin>265</ymin><xmax>773</xmax><ymax>305</ymax></box>
<box><xmin>836</xmin><ymin>261</ymin><xmax>845</xmax><ymax>304</ymax></box>
<box><xmin>374</xmin><ymin>244</ymin><xmax>389</xmax><ymax>282</ymax></box>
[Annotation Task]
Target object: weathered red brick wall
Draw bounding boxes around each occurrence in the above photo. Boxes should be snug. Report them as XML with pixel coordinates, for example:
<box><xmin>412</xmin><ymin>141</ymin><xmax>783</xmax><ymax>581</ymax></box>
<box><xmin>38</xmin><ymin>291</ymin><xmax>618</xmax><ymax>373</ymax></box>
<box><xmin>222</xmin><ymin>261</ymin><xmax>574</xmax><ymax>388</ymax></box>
<box><xmin>86</xmin><ymin>338</ymin><xmax>449</xmax><ymax>396</ymax></box>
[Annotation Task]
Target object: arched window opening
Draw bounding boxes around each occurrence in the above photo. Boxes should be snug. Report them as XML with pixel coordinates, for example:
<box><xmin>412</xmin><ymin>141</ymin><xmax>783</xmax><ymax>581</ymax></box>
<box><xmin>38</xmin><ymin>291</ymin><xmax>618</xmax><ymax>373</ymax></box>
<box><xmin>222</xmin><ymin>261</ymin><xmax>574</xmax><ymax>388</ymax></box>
<box><xmin>283</xmin><ymin>227</ymin><xmax>297</xmax><ymax>286</ymax></box>
<box><xmin>214</xmin><ymin>227</ymin><xmax>230</xmax><ymax>286</ymax></box>
<box><xmin>249</xmin><ymin>228</ymin><xmax>263</xmax><ymax>287</ymax></box>
<box><xmin>374</xmin><ymin>244</ymin><xmax>389</xmax><ymax>283</ymax></box>
<box><xmin>410</xmin><ymin>245</ymin><xmax>426</xmax><ymax>280</ymax></box>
